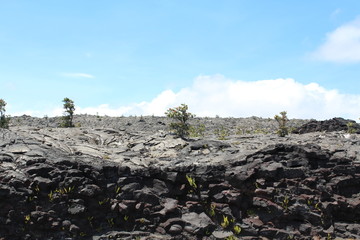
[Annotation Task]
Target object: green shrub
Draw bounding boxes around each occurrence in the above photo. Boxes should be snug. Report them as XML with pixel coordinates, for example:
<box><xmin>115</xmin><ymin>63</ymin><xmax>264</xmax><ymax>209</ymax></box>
<box><xmin>0</xmin><ymin>99</ymin><xmax>10</xmax><ymax>129</ymax></box>
<box><xmin>60</xmin><ymin>97</ymin><xmax>75</xmax><ymax>128</ymax></box>
<box><xmin>347</xmin><ymin>122</ymin><xmax>356</xmax><ymax>134</ymax></box>
<box><xmin>189</xmin><ymin>123</ymin><xmax>206</xmax><ymax>138</ymax></box>
<box><xmin>274</xmin><ymin>111</ymin><xmax>289</xmax><ymax>137</ymax></box>
<box><xmin>165</xmin><ymin>104</ymin><xmax>194</xmax><ymax>138</ymax></box>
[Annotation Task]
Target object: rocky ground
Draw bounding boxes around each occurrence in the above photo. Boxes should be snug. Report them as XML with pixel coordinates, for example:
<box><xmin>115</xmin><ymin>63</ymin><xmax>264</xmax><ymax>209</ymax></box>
<box><xmin>0</xmin><ymin>115</ymin><xmax>359</xmax><ymax>240</ymax></box>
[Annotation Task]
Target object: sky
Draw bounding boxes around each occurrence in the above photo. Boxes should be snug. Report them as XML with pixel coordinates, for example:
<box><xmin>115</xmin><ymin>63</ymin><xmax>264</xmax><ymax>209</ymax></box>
<box><xmin>1</xmin><ymin>1</ymin><xmax>360</xmax><ymax>120</ymax></box>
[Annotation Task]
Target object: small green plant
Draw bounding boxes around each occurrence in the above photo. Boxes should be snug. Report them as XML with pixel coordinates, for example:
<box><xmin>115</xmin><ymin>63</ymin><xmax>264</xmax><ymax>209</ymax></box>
<box><xmin>225</xmin><ymin>235</ymin><xmax>238</xmax><ymax>240</ymax></box>
<box><xmin>115</xmin><ymin>186</ymin><xmax>121</xmax><ymax>194</ymax></box>
<box><xmin>123</xmin><ymin>215</ymin><xmax>129</xmax><ymax>221</ymax></box>
<box><xmin>274</xmin><ymin>111</ymin><xmax>289</xmax><ymax>137</ymax></box>
<box><xmin>34</xmin><ymin>185</ymin><xmax>40</xmax><ymax>192</ymax></box>
<box><xmin>221</xmin><ymin>215</ymin><xmax>230</xmax><ymax>228</ymax></box>
<box><xmin>208</xmin><ymin>203</ymin><xmax>216</xmax><ymax>217</ymax></box>
<box><xmin>347</xmin><ymin>122</ymin><xmax>357</xmax><ymax>134</ymax></box>
<box><xmin>186</xmin><ymin>175</ymin><xmax>197</xmax><ymax>189</ymax></box>
<box><xmin>253</xmin><ymin>128</ymin><xmax>269</xmax><ymax>134</ymax></box>
<box><xmin>24</xmin><ymin>215</ymin><xmax>31</xmax><ymax>224</ymax></box>
<box><xmin>61</xmin><ymin>97</ymin><xmax>75</xmax><ymax>128</ymax></box>
<box><xmin>282</xmin><ymin>196</ymin><xmax>289</xmax><ymax>210</ymax></box>
<box><xmin>246</xmin><ymin>209</ymin><xmax>256</xmax><ymax>217</ymax></box>
<box><xmin>165</xmin><ymin>104</ymin><xmax>194</xmax><ymax>138</ymax></box>
<box><xmin>107</xmin><ymin>218</ymin><xmax>114</xmax><ymax>227</ymax></box>
<box><xmin>87</xmin><ymin>216</ymin><xmax>94</xmax><ymax>227</ymax></box>
<box><xmin>48</xmin><ymin>191</ymin><xmax>54</xmax><ymax>202</ymax></box>
<box><xmin>98</xmin><ymin>198</ymin><xmax>109</xmax><ymax>205</ymax></box>
<box><xmin>27</xmin><ymin>195</ymin><xmax>35</xmax><ymax>202</ymax></box>
<box><xmin>0</xmin><ymin>99</ymin><xmax>10</xmax><ymax>129</ymax></box>
<box><xmin>326</xmin><ymin>233</ymin><xmax>332</xmax><ymax>240</ymax></box>
<box><xmin>214</xmin><ymin>126</ymin><xmax>230</xmax><ymax>140</ymax></box>
<box><xmin>233</xmin><ymin>225</ymin><xmax>242</xmax><ymax>235</ymax></box>
<box><xmin>55</xmin><ymin>186</ymin><xmax>75</xmax><ymax>195</ymax></box>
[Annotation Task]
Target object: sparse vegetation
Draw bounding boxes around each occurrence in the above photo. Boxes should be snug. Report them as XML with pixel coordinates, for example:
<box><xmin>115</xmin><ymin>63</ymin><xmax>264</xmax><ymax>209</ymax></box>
<box><xmin>221</xmin><ymin>215</ymin><xmax>230</xmax><ymax>228</ymax></box>
<box><xmin>165</xmin><ymin>104</ymin><xmax>194</xmax><ymax>138</ymax></box>
<box><xmin>115</xmin><ymin>186</ymin><xmax>121</xmax><ymax>194</ymax></box>
<box><xmin>281</xmin><ymin>195</ymin><xmax>290</xmax><ymax>211</ymax></box>
<box><xmin>189</xmin><ymin>123</ymin><xmax>206</xmax><ymax>138</ymax></box>
<box><xmin>274</xmin><ymin>111</ymin><xmax>289</xmax><ymax>137</ymax></box>
<box><xmin>61</xmin><ymin>97</ymin><xmax>75</xmax><ymax>127</ymax></box>
<box><xmin>347</xmin><ymin>122</ymin><xmax>356</xmax><ymax>134</ymax></box>
<box><xmin>214</xmin><ymin>125</ymin><xmax>230</xmax><ymax>140</ymax></box>
<box><xmin>225</xmin><ymin>235</ymin><xmax>238</xmax><ymax>240</ymax></box>
<box><xmin>107</xmin><ymin>217</ymin><xmax>115</xmax><ymax>227</ymax></box>
<box><xmin>186</xmin><ymin>175</ymin><xmax>197</xmax><ymax>189</ymax></box>
<box><xmin>237</xmin><ymin>126</ymin><xmax>269</xmax><ymax>135</ymax></box>
<box><xmin>0</xmin><ymin>99</ymin><xmax>10</xmax><ymax>129</ymax></box>
<box><xmin>233</xmin><ymin>225</ymin><xmax>242</xmax><ymax>235</ymax></box>
<box><xmin>54</xmin><ymin>186</ymin><xmax>75</xmax><ymax>195</ymax></box>
<box><xmin>208</xmin><ymin>203</ymin><xmax>216</xmax><ymax>217</ymax></box>
<box><xmin>98</xmin><ymin>198</ymin><xmax>109</xmax><ymax>205</ymax></box>
<box><xmin>24</xmin><ymin>214</ymin><xmax>31</xmax><ymax>224</ymax></box>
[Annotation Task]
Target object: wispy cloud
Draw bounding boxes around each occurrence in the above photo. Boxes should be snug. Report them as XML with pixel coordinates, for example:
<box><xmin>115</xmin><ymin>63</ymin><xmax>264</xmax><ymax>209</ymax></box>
<box><xmin>62</xmin><ymin>73</ymin><xmax>95</xmax><ymax>78</ymax></box>
<box><xmin>40</xmin><ymin>75</ymin><xmax>360</xmax><ymax>121</ymax></box>
<box><xmin>311</xmin><ymin>16</ymin><xmax>360</xmax><ymax>63</ymax></box>
<box><xmin>330</xmin><ymin>8</ymin><xmax>342</xmax><ymax>19</ymax></box>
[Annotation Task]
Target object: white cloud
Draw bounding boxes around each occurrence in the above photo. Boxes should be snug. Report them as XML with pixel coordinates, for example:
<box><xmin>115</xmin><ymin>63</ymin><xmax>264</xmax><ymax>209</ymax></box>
<box><xmin>311</xmin><ymin>17</ymin><xmax>360</xmax><ymax>62</ymax></box>
<box><xmin>330</xmin><ymin>8</ymin><xmax>342</xmax><ymax>19</ymax></box>
<box><xmin>62</xmin><ymin>73</ymin><xmax>95</xmax><ymax>78</ymax></box>
<box><xmin>36</xmin><ymin>75</ymin><xmax>360</xmax><ymax>121</ymax></box>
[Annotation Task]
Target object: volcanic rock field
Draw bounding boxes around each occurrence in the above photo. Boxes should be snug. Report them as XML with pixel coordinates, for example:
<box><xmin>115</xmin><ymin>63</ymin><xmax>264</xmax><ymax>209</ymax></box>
<box><xmin>0</xmin><ymin>115</ymin><xmax>359</xmax><ymax>240</ymax></box>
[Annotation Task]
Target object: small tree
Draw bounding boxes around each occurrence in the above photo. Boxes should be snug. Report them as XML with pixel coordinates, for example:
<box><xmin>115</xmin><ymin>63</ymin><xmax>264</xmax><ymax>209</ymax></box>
<box><xmin>0</xmin><ymin>99</ymin><xmax>10</xmax><ymax>129</ymax></box>
<box><xmin>274</xmin><ymin>111</ymin><xmax>289</xmax><ymax>137</ymax></box>
<box><xmin>165</xmin><ymin>104</ymin><xmax>194</xmax><ymax>138</ymax></box>
<box><xmin>61</xmin><ymin>97</ymin><xmax>75</xmax><ymax>127</ymax></box>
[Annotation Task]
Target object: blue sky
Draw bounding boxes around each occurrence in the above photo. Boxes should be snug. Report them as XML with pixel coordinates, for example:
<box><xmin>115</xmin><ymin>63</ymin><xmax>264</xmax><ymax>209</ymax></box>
<box><xmin>1</xmin><ymin>1</ymin><xmax>360</xmax><ymax>120</ymax></box>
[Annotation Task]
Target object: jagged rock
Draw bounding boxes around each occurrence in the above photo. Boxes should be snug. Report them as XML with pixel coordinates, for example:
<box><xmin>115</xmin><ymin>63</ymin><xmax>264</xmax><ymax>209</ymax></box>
<box><xmin>33</xmin><ymin>176</ymin><xmax>53</xmax><ymax>190</ymax></box>
<box><xmin>212</xmin><ymin>230</ymin><xmax>234</xmax><ymax>239</ymax></box>
<box><xmin>182</xmin><ymin>212</ymin><xmax>215</xmax><ymax>235</ymax></box>
<box><xmin>189</xmin><ymin>139</ymin><xmax>231</xmax><ymax>151</ymax></box>
<box><xmin>159</xmin><ymin>198</ymin><xmax>179</xmax><ymax>215</ymax></box>
<box><xmin>293</xmin><ymin>117</ymin><xmax>360</xmax><ymax>134</ymax></box>
<box><xmin>160</xmin><ymin>218</ymin><xmax>184</xmax><ymax>229</ymax></box>
<box><xmin>0</xmin><ymin>116</ymin><xmax>359</xmax><ymax>239</ymax></box>
<box><xmin>168</xmin><ymin>224</ymin><xmax>183</xmax><ymax>235</ymax></box>
<box><xmin>67</xmin><ymin>203</ymin><xmax>86</xmax><ymax>215</ymax></box>
<box><xmin>5</xmin><ymin>144</ymin><xmax>31</xmax><ymax>154</ymax></box>
<box><xmin>0</xmin><ymin>153</ymin><xmax>14</xmax><ymax>162</ymax></box>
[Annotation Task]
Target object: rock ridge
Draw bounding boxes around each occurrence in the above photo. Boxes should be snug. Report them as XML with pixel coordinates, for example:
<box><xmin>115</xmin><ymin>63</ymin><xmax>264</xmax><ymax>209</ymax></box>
<box><xmin>0</xmin><ymin>116</ymin><xmax>359</xmax><ymax>240</ymax></box>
